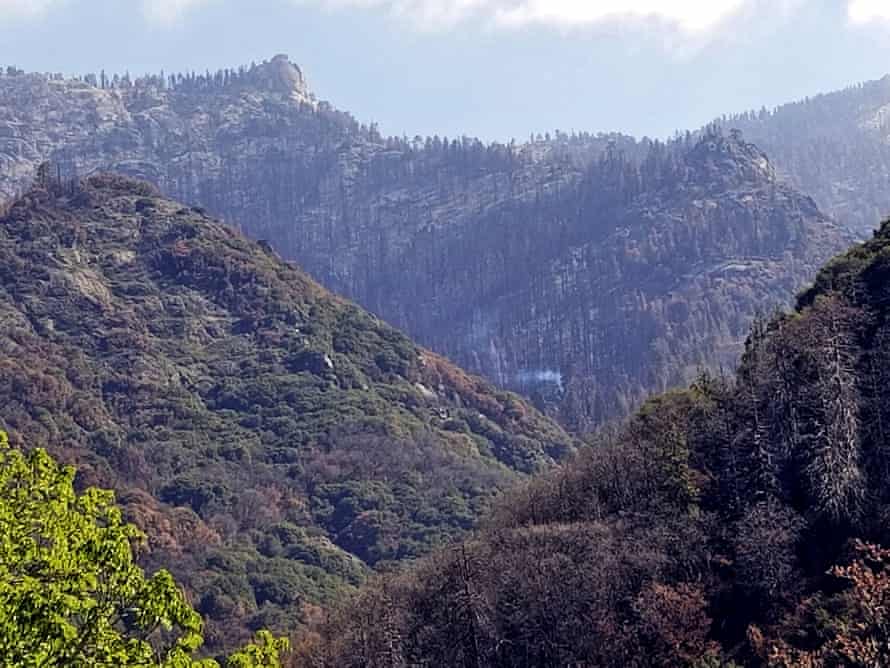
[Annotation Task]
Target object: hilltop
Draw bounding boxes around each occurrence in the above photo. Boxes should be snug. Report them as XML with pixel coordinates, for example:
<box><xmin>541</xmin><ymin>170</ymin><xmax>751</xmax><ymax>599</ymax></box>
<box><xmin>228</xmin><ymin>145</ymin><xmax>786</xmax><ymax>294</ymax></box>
<box><xmin>0</xmin><ymin>173</ymin><xmax>574</xmax><ymax>650</ymax></box>
<box><xmin>718</xmin><ymin>74</ymin><xmax>890</xmax><ymax>235</ymax></box>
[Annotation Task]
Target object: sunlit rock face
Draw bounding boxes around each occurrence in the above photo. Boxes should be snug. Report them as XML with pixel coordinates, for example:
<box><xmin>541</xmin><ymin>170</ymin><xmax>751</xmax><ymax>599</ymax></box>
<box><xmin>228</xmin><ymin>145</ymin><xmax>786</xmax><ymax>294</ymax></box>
<box><xmin>0</xmin><ymin>61</ymin><xmax>850</xmax><ymax>429</ymax></box>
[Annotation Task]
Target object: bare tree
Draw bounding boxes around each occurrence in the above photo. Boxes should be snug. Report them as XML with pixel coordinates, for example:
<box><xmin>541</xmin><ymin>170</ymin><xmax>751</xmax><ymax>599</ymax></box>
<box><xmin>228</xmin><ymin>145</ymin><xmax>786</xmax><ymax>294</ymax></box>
<box><xmin>801</xmin><ymin>297</ymin><xmax>864</xmax><ymax>523</ymax></box>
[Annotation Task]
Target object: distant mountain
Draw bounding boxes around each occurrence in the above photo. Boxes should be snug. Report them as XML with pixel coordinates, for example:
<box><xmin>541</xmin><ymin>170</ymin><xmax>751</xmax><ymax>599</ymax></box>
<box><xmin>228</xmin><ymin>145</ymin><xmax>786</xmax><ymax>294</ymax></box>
<box><xmin>717</xmin><ymin>75</ymin><xmax>890</xmax><ymax>235</ymax></box>
<box><xmin>0</xmin><ymin>174</ymin><xmax>574</xmax><ymax>650</ymax></box>
<box><xmin>0</xmin><ymin>58</ymin><xmax>850</xmax><ymax>428</ymax></box>
<box><xmin>374</xmin><ymin>131</ymin><xmax>849</xmax><ymax>429</ymax></box>
<box><xmin>296</xmin><ymin>216</ymin><xmax>890</xmax><ymax>667</ymax></box>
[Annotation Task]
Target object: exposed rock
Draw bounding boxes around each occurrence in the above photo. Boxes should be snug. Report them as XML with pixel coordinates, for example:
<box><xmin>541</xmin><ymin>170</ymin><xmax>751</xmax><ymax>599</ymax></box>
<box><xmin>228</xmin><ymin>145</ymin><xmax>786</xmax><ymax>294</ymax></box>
<box><xmin>248</xmin><ymin>54</ymin><xmax>310</xmax><ymax>99</ymax></box>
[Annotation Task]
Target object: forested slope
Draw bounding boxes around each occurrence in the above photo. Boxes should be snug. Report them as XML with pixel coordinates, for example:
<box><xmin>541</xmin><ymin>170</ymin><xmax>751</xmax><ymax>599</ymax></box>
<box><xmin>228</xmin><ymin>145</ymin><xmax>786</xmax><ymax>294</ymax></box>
<box><xmin>0</xmin><ymin>173</ymin><xmax>574</xmax><ymax>651</ymax></box>
<box><xmin>0</xmin><ymin>60</ymin><xmax>850</xmax><ymax>428</ymax></box>
<box><xmin>296</xmin><ymin>216</ymin><xmax>890</xmax><ymax>666</ymax></box>
<box><xmin>718</xmin><ymin>75</ymin><xmax>890</xmax><ymax>235</ymax></box>
<box><xmin>391</xmin><ymin>130</ymin><xmax>848</xmax><ymax>428</ymax></box>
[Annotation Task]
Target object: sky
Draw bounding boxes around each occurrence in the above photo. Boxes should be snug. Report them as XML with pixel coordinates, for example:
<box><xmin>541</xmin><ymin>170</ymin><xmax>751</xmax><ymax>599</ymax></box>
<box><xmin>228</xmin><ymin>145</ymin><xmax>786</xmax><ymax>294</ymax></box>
<box><xmin>2</xmin><ymin>0</ymin><xmax>890</xmax><ymax>141</ymax></box>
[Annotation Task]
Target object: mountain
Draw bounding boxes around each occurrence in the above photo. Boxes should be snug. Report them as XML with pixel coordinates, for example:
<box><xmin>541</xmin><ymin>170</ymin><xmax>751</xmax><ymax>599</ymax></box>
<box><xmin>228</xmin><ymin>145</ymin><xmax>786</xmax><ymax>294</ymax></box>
<box><xmin>0</xmin><ymin>59</ymin><xmax>850</xmax><ymax>428</ymax></box>
<box><xmin>371</xmin><ymin>131</ymin><xmax>849</xmax><ymax>428</ymax></box>
<box><xmin>295</xmin><ymin>216</ymin><xmax>890</xmax><ymax>667</ymax></box>
<box><xmin>717</xmin><ymin>75</ymin><xmax>890</xmax><ymax>236</ymax></box>
<box><xmin>0</xmin><ymin>173</ymin><xmax>574</xmax><ymax>650</ymax></box>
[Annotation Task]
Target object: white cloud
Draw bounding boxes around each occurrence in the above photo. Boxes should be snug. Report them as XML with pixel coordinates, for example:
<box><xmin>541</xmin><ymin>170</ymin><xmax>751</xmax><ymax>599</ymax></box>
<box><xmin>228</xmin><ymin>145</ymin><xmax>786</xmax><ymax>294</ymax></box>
<box><xmin>294</xmin><ymin>0</ymin><xmax>488</xmax><ymax>27</ymax></box>
<box><xmin>2</xmin><ymin>0</ymin><xmax>881</xmax><ymax>36</ymax></box>
<box><xmin>0</xmin><ymin>0</ymin><xmax>207</xmax><ymax>25</ymax></box>
<box><xmin>298</xmin><ymin>0</ymin><xmax>751</xmax><ymax>32</ymax></box>
<box><xmin>0</xmin><ymin>0</ymin><xmax>62</xmax><ymax>19</ymax></box>
<box><xmin>849</xmin><ymin>0</ymin><xmax>890</xmax><ymax>24</ymax></box>
<box><xmin>495</xmin><ymin>0</ymin><xmax>747</xmax><ymax>33</ymax></box>
<box><xmin>141</xmin><ymin>0</ymin><xmax>211</xmax><ymax>25</ymax></box>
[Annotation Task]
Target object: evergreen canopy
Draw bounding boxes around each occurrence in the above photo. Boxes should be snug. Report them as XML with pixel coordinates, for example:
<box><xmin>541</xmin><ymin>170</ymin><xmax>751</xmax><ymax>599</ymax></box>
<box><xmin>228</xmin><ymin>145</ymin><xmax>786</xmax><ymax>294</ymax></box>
<box><xmin>0</xmin><ymin>431</ymin><xmax>287</xmax><ymax>667</ymax></box>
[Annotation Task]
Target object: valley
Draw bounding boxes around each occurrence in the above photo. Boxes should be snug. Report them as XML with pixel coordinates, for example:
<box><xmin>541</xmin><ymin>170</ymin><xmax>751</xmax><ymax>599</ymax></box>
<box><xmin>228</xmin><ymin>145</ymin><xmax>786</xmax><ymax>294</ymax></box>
<box><xmin>2</xmin><ymin>27</ymin><xmax>890</xmax><ymax>664</ymax></box>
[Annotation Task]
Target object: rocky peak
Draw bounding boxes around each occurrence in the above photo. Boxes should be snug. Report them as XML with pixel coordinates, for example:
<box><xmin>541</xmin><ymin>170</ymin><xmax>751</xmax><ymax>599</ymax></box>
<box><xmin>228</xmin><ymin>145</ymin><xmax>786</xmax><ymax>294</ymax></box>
<box><xmin>685</xmin><ymin>130</ymin><xmax>776</xmax><ymax>187</ymax></box>
<box><xmin>244</xmin><ymin>54</ymin><xmax>313</xmax><ymax>103</ymax></box>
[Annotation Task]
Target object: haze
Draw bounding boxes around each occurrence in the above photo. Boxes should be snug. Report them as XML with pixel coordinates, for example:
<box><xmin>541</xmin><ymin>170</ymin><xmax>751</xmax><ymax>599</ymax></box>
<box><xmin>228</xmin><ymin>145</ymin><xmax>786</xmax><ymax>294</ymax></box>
<box><xmin>2</xmin><ymin>0</ymin><xmax>890</xmax><ymax>141</ymax></box>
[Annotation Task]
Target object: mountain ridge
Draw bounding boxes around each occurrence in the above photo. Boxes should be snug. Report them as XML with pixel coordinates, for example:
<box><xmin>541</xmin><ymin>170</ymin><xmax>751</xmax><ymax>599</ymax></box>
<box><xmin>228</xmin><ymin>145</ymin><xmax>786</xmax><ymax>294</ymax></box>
<box><xmin>0</xmin><ymin>59</ymin><xmax>852</xmax><ymax>428</ymax></box>
<box><xmin>715</xmin><ymin>73</ymin><xmax>890</xmax><ymax>236</ymax></box>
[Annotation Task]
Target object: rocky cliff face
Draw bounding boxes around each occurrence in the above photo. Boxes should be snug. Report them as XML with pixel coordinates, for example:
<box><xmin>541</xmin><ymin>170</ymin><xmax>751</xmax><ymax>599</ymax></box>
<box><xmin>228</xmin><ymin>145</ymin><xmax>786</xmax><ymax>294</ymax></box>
<box><xmin>0</xmin><ymin>59</ymin><xmax>850</xmax><ymax>428</ymax></box>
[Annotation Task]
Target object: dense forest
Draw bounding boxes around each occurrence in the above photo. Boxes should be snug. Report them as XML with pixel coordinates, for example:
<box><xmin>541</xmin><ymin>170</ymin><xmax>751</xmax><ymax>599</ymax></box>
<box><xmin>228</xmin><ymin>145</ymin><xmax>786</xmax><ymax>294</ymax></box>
<box><xmin>0</xmin><ymin>173</ymin><xmax>574</xmax><ymax>652</ymax></box>
<box><xmin>291</xmin><ymin>217</ymin><xmax>890</xmax><ymax>666</ymax></box>
<box><xmin>355</xmin><ymin>129</ymin><xmax>848</xmax><ymax>429</ymax></box>
<box><xmin>0</xmin><ymin>59</ymin><xmax>849</xmax><ymax>429</ymax></box>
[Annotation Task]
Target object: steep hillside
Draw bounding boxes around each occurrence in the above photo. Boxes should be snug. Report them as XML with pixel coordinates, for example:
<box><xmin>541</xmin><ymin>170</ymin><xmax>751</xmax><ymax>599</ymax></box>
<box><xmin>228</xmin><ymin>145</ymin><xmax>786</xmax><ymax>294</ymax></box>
<box><xmin>380</xmin><ymin>131</ymin><xmax>848</xmax><ymax>428</ymax></box>
<box><xmin>718</xmin><ymin>75</ymin><xmax>890</xmax><ymax>235</ymax></box>
<box><xmin>296</xmin><ymin>218</ymin><xmax>890</xmax><ymax>666</ymax></box>
<box><xmin>0</xmin><ymin>60</ymin><xmax>849</xmax><ymax>428</ymax></box>
<box><xmin>0</xmin><ymin>174</ymin><xmax>574</xmax><ymax>650</ymax></box>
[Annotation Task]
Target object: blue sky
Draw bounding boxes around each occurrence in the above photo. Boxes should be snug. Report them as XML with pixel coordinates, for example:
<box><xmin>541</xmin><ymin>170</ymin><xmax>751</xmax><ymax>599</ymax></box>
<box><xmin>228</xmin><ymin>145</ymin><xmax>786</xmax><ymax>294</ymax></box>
<box><xmin>3</xmin><ymin>0</ymin><xmax>890</xmax><ymax>141</ymax></box>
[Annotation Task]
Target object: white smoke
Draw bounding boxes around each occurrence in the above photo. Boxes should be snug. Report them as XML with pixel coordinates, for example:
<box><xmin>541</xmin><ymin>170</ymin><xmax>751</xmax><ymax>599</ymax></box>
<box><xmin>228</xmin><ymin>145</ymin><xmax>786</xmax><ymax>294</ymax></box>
<box><xmin>516</xmin><ymin>369</ymin><xmax>564</xmax><ymax>391</ymax></box>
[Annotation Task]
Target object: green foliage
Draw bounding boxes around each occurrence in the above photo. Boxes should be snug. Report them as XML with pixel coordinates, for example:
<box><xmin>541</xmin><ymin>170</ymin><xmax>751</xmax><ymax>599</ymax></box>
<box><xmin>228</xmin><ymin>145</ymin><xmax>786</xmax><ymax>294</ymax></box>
<box><xmin>627</xmin><ymin>389</ymin><xmax>704</xmax><ymax>510</ymax></box>
<box><xmin>0</xmin><ymin>177</ymin><xmax>575</xmax><ymax>650</ymax></box>
<box><xmin>0</xmin><ymin>431</ymin><xmax>285</xmax><ymax>667</ymax></box>
<box><xmin>226</xmin><ymin>631</ymin><xmax>290</xmax><ymax>668</ymax></box>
